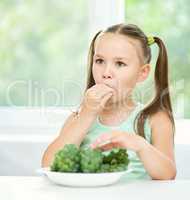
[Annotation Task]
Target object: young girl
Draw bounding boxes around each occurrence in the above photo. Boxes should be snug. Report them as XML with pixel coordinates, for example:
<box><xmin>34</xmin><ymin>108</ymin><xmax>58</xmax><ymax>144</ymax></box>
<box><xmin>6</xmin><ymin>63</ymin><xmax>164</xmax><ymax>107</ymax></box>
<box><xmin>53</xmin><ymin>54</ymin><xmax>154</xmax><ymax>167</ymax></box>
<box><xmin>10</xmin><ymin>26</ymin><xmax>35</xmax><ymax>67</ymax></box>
<box><xmin>41</xmin><ymin>23</ymin><xmax>176</xmax><ymax>180</ymax></box>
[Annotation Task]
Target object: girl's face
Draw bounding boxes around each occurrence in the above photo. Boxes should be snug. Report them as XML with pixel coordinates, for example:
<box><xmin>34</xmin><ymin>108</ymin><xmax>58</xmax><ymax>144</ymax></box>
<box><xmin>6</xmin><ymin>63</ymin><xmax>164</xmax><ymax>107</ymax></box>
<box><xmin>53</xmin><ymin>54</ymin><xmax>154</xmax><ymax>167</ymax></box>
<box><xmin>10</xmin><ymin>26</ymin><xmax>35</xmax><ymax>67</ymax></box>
<box><xmin>92</xmin><ymin>32</ymin><xmax>150</xmax><ymax>104</ymax></box>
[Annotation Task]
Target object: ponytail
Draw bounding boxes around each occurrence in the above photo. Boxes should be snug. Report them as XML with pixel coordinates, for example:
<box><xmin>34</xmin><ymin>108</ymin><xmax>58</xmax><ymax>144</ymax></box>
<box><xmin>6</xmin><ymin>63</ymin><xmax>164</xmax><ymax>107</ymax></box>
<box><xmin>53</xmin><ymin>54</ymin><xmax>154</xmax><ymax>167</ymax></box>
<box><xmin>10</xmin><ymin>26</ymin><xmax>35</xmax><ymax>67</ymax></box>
<box><xmin>135</xmin><ymin>37</ymin><xmax>175</xmax><ymax>138</ymax></box>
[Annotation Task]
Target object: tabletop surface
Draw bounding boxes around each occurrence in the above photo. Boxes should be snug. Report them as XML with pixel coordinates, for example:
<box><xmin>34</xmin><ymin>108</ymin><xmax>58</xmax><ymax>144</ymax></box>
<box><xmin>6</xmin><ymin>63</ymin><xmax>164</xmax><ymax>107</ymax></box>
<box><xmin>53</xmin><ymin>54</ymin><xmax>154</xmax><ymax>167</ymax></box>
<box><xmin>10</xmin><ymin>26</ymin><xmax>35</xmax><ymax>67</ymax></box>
<box><xmin>0</xmin><ymin>176</ymin><xmax>190</xmax><ymax>200</ymax></box>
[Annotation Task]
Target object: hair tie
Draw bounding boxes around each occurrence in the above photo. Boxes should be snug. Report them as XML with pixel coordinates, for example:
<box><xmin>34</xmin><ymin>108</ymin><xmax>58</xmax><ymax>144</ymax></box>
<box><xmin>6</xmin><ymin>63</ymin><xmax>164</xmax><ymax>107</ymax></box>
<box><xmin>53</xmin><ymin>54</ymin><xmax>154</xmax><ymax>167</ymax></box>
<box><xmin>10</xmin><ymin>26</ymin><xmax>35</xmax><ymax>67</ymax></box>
<box><xmin>147</xmin><ymin>36</ymin><xmax>155</xmax><ymax>46</ymax></box>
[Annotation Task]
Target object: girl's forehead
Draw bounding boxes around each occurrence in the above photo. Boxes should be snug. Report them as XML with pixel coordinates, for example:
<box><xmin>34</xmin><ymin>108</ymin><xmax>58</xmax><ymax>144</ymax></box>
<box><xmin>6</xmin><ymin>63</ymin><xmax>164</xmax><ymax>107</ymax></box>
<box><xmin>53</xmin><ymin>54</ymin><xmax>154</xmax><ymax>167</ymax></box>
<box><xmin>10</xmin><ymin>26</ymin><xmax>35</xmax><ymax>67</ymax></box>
<box><xmin>94</xmin><ymin>32</ymin><xmax>141</xmax><ymax>58</ymax></box>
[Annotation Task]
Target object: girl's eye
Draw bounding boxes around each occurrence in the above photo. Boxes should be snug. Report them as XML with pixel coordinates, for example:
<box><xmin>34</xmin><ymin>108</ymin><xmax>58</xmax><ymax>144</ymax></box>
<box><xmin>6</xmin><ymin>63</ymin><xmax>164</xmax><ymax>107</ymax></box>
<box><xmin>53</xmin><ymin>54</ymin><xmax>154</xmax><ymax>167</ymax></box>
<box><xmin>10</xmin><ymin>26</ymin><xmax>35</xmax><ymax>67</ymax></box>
<box><xmin>94</xmin><ymin>58</ymin><xmax>104</xmax><ymax>64</ymax></box>
<box><xmin>116</xmin><ymin>61</ymin><xmax>127</xmax><ymax>67</ymax></box>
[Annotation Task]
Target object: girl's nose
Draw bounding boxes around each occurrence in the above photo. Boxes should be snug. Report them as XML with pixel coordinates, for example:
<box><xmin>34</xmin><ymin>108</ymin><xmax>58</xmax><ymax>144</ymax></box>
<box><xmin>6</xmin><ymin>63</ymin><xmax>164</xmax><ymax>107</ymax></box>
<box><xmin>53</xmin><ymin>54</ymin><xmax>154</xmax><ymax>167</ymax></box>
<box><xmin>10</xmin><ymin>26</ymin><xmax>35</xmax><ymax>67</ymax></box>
<box><xmin>102</xmin><ymin>66</ymin><xmax>113</xmax><ymax>79</ymax></box>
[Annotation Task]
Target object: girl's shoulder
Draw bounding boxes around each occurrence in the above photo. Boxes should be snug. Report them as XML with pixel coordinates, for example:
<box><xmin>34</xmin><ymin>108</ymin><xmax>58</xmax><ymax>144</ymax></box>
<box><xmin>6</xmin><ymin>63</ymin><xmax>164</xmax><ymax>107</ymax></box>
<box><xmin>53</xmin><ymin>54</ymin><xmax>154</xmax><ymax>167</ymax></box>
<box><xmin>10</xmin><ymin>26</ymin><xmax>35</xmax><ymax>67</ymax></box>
<box><xmin>149</xmin><ymin>110</ymin><xmax>173</xmax><ymax>130</ymax></box>
<box><xmin>148</xmin><ymin>110</ymin><xmax>174</xmax><ymax>142</ymax></box>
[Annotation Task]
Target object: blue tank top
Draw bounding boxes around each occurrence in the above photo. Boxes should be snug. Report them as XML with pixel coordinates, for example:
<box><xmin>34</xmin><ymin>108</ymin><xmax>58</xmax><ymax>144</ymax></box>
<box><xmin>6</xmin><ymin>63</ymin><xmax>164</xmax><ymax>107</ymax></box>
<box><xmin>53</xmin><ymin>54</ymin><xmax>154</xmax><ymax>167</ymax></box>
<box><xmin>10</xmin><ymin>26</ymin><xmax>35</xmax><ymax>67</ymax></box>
<box><xmin>80</xmin><ymin>102</ymin><xmax>152</xmax><ymax>180</ymax></box>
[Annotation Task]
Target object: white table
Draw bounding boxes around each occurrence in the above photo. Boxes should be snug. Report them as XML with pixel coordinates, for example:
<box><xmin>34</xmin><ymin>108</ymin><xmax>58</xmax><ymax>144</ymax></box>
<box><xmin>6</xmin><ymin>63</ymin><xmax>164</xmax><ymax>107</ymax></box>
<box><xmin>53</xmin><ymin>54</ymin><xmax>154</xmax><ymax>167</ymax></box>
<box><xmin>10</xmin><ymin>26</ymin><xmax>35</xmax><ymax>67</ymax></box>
<box><xmin>0</xmin><ymin>176</ymin><xmax>190</xmax><ymax>200</ymax></box>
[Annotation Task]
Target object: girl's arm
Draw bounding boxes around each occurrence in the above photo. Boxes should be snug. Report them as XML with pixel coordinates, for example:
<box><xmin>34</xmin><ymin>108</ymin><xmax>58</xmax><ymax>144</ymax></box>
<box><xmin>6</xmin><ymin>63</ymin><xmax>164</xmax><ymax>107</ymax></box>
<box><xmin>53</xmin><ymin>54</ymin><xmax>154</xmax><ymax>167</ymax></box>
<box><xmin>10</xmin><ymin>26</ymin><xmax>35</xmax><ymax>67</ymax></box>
<box><xmin>137</xmin><ymin>111</ymin><xmax>176</xmax><ymax>180</ymax></box>
<box><xmin>41</xmin><ymin>107</ymin><xmax>97</xmax><ymax>167</ymax></box>
<box><xmin>91</xmin><ymin>111</ymin><xmax>176</xmax><ymax>180</ymax></box>
<box><xmin>41</xmin><ymin>83</ymin><xmax>114</xmax><ymax>167</ymax></box>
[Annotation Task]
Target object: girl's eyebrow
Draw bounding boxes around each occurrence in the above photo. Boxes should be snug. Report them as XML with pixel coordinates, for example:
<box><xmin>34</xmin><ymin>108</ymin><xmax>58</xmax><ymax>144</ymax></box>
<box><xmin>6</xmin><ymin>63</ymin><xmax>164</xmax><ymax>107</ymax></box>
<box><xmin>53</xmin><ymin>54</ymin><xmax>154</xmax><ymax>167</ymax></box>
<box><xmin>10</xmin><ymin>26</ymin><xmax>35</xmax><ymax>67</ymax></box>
<box><xmin>94</xmin><ymin>54</ymin><xmax>104</xmax><ymax>58</ymax></box>
<box><xmin>94</xmin><ymin>54</ymin><xmax>128</xmax><ymax>60</ymax></box>
<box><xmin>114</xmin><ymin>57</ymin><xmax>128</xmax><ymax>60</ymax></box>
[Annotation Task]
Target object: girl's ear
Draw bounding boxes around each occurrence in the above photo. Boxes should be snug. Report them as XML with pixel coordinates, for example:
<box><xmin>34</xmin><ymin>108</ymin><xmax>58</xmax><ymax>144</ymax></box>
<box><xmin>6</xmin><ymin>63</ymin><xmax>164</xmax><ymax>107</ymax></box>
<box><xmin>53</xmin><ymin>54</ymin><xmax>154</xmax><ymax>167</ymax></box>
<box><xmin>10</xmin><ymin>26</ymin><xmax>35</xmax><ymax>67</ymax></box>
<box><xmin>137</xmin><ymin>64</ymin><xmax>150</xmax><ymax>83</ymax></box>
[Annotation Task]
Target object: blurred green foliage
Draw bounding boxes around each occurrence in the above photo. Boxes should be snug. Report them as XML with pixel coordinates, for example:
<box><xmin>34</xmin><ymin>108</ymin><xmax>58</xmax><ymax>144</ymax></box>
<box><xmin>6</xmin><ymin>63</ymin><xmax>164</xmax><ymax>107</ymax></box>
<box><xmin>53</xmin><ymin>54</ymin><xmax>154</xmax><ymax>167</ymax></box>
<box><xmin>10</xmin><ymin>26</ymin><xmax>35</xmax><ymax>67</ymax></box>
<box><xmin>0</xmin><ymin>0</ymin><xmax>89</xmax><ymax>107</ymax></box>
<box><xmin>125</xmin><ymin>0</ymin><xmax>190</xmax><ymax>118</ymax></box>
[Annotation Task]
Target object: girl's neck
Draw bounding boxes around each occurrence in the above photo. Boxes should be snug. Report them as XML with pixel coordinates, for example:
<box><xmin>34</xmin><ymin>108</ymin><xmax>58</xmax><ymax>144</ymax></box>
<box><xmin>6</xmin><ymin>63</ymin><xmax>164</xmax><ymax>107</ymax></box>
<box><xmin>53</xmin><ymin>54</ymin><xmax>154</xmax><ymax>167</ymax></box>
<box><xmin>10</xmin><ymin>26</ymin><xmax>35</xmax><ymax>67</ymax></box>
<box><xmin>99</xmin><ymin>98</ymin><xmax>137</xmax><ymax>126</ymax></box>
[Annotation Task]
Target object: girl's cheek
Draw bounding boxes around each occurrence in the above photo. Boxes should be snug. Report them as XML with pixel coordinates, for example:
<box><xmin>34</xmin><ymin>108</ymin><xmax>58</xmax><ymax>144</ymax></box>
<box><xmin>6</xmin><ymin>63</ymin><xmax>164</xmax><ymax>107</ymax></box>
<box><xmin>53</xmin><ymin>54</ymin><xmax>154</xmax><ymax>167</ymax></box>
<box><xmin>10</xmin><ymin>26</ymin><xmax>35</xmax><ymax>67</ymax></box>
<box><xmin>92</xmin><ymin>68</ymin><xmax>102</xmax><ymax>84</ymax></box>
<box><xmin>94</xmin><ymin>78</ymin><xmax>102</xmax><ymax>85</ymax></box>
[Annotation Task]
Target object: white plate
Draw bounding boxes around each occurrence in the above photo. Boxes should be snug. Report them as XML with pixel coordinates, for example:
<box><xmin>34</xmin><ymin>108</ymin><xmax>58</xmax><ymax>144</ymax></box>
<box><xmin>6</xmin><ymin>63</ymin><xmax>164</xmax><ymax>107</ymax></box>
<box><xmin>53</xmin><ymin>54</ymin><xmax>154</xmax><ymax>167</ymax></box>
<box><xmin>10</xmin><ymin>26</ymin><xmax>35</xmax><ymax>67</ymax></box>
<box><xmin>37</xmin><ymin>167</ymin><xmax>130</xmax><ymax>187</ymax></box>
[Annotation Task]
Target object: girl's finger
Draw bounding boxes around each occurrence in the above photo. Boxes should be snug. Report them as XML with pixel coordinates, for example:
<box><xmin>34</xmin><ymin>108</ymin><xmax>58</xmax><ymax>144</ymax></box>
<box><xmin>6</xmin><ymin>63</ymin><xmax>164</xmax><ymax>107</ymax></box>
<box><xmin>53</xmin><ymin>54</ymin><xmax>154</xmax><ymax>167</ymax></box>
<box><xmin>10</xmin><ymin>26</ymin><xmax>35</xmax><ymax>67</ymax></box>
<box><xmin>99</xmin><ymin>141</ymin><xmax>121</xmax><ymax>151</ymax></box>
<box><xmin>90</xmin><ymin>134</ymin><xmax>112</xmax><ymax>149</ymax></box>
<box><xmin>99</xmin><ymin>133</ymin><xmax>111</xmax><ymax>142</ymax></box>
<box><xmin>111</xmin><ymin>136</ymin><xmax>121</xmax><ymax>143</ymax></box>
<box><xmin>100</xmin><ymin>92</ymin><xmax>113</xmax><ymax>108</ymax></box>
<box><xmin>98</xmin><ymin>143</ymin><xmax>114</xmax><ymax>151</ymax></box>
<box><xmin>92</xmin><ymin>134</ymin><xmax>110</xmax><ymax>145</ymax></box>
<box><xmin>90</xmin><ymin>138</ymin><xmax>103</xmax><ymax>148</ymax></box>
<box><xmin>111</xmin><ymin>135</ymin><xmax>127</xmax><ymax>148</ymax></box>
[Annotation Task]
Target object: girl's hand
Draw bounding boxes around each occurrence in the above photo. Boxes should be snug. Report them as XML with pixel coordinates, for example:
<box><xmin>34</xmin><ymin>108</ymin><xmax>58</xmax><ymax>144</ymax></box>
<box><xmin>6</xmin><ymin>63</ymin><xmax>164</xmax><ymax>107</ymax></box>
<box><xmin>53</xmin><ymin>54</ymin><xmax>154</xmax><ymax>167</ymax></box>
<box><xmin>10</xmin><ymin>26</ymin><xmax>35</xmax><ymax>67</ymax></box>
<box><xmin>90</xmin><ymin>131</ymin><xmax>149</xmax><ymax>153</ymax></box>
<box><xmin>81</xmin><ymin>84</ymin><xmax>115</xmax><ymax>116</ymax></box>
